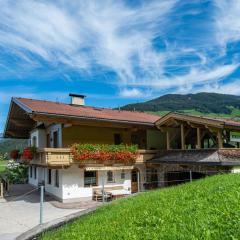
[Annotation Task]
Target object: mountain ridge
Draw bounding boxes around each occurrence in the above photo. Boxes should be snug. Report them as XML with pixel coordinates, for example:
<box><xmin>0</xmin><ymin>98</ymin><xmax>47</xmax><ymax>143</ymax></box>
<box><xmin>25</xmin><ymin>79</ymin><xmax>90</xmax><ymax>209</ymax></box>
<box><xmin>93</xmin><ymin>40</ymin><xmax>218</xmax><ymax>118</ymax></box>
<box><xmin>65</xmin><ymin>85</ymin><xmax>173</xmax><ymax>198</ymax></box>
<box><xmin>121</xmin><ymin>92</ymin><xmax>240</xmax><ymax>117</ymax></box>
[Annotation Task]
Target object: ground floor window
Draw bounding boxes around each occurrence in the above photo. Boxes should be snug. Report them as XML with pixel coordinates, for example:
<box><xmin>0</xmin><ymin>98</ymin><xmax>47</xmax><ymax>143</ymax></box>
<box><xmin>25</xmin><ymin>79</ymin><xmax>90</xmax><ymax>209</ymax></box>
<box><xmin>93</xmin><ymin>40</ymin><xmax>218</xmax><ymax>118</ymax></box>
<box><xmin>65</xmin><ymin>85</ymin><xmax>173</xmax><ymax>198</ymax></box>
<box><xmin>107</xmin><ymin>171</ymin><xmax>114</xmax><ymax>182</ymax></box>
<box><xmin>48</xmin><ymin>169</ymin><xmax>52</xmax><ymax>185</ymax></box>
<box><xmin>55</xmin><ymin>170</ymin><xmax>59</xmax><ymax>188</ymax></box>
<box><xmin>84</xmin><ymin>171</ymin><xmax>97</xmax><ymax>187</ymax></box>
<box><xmin>34</xmin><ymin>166</ymin><xmax>37</xmax><ymax>179</ymax></box>
<box><xmin>121</xmin><ymin>170</ymin><xmax>125</xmax><ymax>179</ymax></box>
<box><xmin>145</xmin><ymin>168</ymin><xmax>158</xmax><ymax>189</ymax></box>
<box><xmin>30</xmin><ymin>166</ymin><xmax>32</xmax><ymax>178</ymax></box>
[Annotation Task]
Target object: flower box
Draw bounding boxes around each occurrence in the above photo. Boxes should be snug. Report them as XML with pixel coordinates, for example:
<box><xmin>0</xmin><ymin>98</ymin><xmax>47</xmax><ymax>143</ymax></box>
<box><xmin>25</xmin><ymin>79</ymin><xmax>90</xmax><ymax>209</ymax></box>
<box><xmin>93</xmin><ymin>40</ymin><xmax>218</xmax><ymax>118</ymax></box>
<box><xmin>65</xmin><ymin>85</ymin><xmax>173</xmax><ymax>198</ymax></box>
<box><xmin>71</xmin><ymin>143</ymin><xmax>138</xmax><ymax>164</ymax></box>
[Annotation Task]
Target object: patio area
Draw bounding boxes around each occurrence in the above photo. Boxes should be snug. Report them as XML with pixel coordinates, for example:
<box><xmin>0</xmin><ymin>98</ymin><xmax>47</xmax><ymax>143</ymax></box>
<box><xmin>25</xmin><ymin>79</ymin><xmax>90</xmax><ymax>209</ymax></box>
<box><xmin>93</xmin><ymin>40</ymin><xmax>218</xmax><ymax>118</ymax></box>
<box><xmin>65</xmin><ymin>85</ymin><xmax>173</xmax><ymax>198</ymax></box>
<box><xmin>0</xmin><ymin>184</ymin><xmax>100</xmax><ymax>240</ymax></box>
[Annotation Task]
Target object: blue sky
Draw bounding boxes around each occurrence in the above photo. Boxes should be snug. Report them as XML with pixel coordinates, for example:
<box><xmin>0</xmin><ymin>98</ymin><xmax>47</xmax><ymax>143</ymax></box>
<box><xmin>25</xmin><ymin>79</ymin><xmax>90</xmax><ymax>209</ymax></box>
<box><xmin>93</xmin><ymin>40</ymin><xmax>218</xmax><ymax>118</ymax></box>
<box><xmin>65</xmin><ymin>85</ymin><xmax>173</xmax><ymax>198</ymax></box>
<box><xmin>0</xmin><ymin>0</ymin><xmax>240</xmax><ymax>132</ymax></box>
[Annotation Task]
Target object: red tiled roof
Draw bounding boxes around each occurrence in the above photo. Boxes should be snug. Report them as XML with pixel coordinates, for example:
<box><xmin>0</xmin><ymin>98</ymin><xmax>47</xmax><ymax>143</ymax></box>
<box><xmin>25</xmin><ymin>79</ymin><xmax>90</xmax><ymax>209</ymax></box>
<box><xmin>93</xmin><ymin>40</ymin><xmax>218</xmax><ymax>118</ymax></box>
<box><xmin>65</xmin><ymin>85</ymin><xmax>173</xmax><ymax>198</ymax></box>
<box><xmin>15</xmin><ymin>98</ymin><xmax>160</xmax><ymax>125</ymax></box>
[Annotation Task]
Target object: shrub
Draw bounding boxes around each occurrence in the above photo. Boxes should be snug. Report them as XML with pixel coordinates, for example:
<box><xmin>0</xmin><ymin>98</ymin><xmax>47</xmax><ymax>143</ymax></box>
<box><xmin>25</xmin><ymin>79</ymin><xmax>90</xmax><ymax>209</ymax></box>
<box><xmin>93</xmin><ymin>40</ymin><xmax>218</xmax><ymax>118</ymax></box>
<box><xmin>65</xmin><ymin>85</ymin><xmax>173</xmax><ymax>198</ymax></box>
<box><xmin>5</xmin><ymin>160</ymin><xmax>28</xmax><ymax>184</ymax></box>
<box><xmin>71</xmin><ymin>143</ymin><xmax>138</xmax><ymax>164</ymax></box>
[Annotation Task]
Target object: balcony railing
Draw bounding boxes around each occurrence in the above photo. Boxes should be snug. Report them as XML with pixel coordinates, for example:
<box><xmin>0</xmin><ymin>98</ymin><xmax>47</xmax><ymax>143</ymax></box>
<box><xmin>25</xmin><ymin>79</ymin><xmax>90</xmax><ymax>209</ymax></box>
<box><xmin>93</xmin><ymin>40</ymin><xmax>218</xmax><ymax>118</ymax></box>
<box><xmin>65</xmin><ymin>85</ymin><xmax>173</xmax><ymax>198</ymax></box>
<box><xmin>31</xmin><ymin>148</ymin><xmax>159</xmax><ymax>167</ymax></box>
<box><xmin>31</xmin><ymin>148</ymin><xmax>240</xmax><ymax>167</ymax></box>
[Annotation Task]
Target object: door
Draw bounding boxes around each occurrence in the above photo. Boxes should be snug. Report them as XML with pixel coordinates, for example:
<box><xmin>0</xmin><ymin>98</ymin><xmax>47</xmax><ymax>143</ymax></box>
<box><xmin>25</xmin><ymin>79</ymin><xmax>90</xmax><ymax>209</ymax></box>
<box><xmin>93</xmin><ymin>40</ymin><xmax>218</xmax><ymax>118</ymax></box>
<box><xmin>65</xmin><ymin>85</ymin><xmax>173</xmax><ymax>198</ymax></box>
<box><xmin>131</xmin><ymin>169</ymin><xmax>139</xmax><ymax>193</ymax></box>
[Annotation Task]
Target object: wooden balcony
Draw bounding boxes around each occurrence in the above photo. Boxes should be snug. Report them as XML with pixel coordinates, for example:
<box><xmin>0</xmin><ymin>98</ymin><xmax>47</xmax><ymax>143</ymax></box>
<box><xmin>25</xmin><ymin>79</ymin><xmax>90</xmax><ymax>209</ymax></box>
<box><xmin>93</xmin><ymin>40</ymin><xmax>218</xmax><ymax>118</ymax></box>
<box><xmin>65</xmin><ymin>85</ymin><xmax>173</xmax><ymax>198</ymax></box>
<box><xmin>31</xmin><ymin>148</ymin><xmax>159</xmax><ymax>167</ymax></box>
<box><xmin>31</xmin><ymin>148</ymin><xmax>73</xmax><ymax>167</ymax></box>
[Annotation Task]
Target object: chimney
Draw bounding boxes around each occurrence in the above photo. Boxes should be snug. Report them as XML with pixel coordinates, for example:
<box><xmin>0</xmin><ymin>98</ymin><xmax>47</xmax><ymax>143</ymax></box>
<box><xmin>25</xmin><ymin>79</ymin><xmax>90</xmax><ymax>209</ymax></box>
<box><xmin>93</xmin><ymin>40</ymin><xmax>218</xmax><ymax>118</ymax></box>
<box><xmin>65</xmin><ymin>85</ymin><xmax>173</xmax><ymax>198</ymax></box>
<box><xmin>69</xmin><ymin>93</ymin><xmax>86</xmax><ymax>106</ymax></box>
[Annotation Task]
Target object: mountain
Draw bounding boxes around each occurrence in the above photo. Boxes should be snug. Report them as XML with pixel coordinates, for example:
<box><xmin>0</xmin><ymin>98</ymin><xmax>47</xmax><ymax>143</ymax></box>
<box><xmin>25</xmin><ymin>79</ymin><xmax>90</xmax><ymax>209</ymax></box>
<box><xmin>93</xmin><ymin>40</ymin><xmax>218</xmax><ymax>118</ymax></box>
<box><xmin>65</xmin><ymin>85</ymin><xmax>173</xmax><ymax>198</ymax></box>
<box><xmin>0</xmin><ymin>134</ymin><xmax>28</xmax><ymax>154</ymax></box>
<box><xmin>121</xmin><ymin>93</ymin><xmax>240</xmax><ymax>117</ymax></box>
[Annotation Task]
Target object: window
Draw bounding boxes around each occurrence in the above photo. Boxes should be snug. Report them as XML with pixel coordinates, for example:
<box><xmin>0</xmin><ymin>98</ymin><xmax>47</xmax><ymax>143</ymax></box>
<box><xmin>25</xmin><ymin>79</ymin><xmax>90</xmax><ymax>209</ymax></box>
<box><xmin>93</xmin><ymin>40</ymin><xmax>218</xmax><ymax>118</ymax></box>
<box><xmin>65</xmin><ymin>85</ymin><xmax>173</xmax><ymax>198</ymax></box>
<box><xmin>114</xmin><ymin>133</ymin><xmax>122</xmax><ymax>145</ymax></box>
<box><xmin>55</xmin><ymin>170</ymin><xmax>59</xmax><ymax>188</ymax></box>
<box><xmin>32</xmin><ymin>136</ymin><xmax>37</xmax><ymax>147</ymax></box>
<box><xmin>30</xmin><ymin>166</ymin><xmax>32</xmax><ymax>178</ymax></box>
<box><xmin>53</xmin><ymin>131</ymin><xmax>59</xmax><ymax>148</ymax></box>
<box><xmin>121</xmin><ymin>170</ymin><xmax>125</xmax><ymax>179</ymax></box>
<box><xmin>48</xmin><ymin>169</ymin><xmax>52</xmax><ymax>185</ymax></box>
<box><xmin>146</xmin><ymin>168</ymin><xmax>158</xmax><ymax>188</ymax></box>
<box><xmin>107</xmin><ymin>171</ymin><xmax>114</xmax><ymax>182</ymax></box>
<box><xmin>34</xmin><ymin>166</ymin><xmax>37</xmax><ymax>179</ymax></box>
<box><xmin>84</xmin><ymin>171</ymin><xmax>97</xmax><ymax>187</ymax></box>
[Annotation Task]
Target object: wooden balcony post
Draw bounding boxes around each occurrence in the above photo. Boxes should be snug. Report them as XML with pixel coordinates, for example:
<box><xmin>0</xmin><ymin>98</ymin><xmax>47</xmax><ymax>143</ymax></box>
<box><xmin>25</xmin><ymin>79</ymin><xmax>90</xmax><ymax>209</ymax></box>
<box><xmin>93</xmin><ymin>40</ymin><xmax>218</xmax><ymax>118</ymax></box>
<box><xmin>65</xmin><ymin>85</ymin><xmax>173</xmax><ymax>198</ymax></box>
<box><xmin>181</xmin><ymin>124</ymin><xmax>185</xmax><ymax>150</ymax></box>
<box><xmin>0</xmin><ymin>182</ymin><xmax>3</xmax><ymax>198</ymax></box>
<box><xmin>217</xmin><ymin>129</ymin><xmax>223</xmax><ymax>148</ymax></box>
<box><xmin>166</xmin><ymin>131</ymin><xmax>170</xmax><ymax>150</ymax></box>
<box><xmin>196</xmin><ymin>128</ymin><xmax>201</xmax><ymax>149</ymax></box>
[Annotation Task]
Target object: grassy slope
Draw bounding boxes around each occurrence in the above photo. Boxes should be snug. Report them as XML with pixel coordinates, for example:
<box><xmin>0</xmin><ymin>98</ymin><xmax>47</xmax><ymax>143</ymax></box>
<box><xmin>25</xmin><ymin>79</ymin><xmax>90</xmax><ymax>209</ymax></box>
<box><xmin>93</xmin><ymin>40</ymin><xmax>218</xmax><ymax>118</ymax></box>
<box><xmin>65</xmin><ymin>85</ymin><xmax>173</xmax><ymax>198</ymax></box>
<box><xmin>148</xmin><ymin>107</ymin><xmax>240</xmax><ymax>118</ymax></box>
<box><xmin>42</xmin><ymin>174</ymin><xmax>240</xmax><ymax>240</ymax></box>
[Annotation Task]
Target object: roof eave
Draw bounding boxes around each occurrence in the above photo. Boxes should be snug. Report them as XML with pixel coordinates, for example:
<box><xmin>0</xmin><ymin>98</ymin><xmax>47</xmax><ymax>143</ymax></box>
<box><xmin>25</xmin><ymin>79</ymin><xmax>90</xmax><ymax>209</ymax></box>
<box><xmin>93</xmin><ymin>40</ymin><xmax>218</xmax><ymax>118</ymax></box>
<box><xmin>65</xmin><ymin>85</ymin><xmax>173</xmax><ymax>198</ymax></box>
<box><xmin>32</xmin><ymin>112</ymin><xmax>156</xmax><ymax>127</ymax></box>
<box><xmin>3</xmin><ymin>98</ymin><xmax>33</xmax><ymax>138</ymax></box>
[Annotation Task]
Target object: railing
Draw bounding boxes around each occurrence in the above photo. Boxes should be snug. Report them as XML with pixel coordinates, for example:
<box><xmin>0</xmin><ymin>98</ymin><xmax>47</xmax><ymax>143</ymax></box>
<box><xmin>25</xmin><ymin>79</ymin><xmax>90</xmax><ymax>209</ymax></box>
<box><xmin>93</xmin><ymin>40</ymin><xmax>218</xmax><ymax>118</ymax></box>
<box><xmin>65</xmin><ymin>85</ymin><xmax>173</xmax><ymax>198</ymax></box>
<box><xmin>31</xmin><ymin>148</ymin><xmax>240</xmax><ymax>167</ymax></box>
<box><xmin>32</xmin><ymin>148</ymin><xmax>73</xmax><ymax>166</ymax></box>
<box><xmin>31</xmin><ymin>148</ymin><xmax>160</xmax><ymax>167</ymax></box>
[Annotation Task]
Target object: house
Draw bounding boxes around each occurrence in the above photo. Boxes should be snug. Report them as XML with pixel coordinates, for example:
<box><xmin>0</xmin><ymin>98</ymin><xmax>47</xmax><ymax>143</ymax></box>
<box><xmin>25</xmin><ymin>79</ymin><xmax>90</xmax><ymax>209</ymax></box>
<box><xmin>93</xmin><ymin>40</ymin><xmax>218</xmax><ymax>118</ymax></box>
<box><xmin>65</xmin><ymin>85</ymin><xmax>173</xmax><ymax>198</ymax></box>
<box><xmin>3</xmin><ymin>94</ymin><xmax>240</xmax><ymax>202</ymax></box>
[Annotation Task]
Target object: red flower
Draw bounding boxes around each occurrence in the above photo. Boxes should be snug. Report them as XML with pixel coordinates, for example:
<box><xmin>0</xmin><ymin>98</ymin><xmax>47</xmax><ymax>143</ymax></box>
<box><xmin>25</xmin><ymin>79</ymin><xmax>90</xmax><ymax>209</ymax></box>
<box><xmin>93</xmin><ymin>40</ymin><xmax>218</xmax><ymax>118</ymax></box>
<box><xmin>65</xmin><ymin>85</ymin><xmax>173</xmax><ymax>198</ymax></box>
<box><xmin>70</xmin><ymin>144</ymin><xmax>138</xmax><ymax>164</ymax></box>
<box><xmin>22</xmin><ymin>147</ymin><xmax>37</xmax><ymax>161</ymax></box>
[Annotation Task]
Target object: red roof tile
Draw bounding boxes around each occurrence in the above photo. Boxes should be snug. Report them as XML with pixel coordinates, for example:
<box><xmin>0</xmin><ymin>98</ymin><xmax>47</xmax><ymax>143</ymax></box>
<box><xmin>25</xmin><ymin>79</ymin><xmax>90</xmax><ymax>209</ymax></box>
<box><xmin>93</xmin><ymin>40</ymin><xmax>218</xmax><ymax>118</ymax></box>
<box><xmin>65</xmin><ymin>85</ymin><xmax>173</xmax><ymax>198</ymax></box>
<box><xmin>15</xmin><ymin>98</ymin><xmax>160</xmax><ymax>125</ymax></box>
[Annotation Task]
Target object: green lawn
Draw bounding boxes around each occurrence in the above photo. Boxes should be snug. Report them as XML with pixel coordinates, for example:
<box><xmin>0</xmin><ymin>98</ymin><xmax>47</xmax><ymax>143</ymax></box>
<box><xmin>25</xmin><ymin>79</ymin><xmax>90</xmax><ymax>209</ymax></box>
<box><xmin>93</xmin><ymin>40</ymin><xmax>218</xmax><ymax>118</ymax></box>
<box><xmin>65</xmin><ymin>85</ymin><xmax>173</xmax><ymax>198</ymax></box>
<box><xmin>42</xmin><ymin>174</ymin><xmax>240</xmax><ymax>240</ymax></box>
<box><xmin>0</xmin><ymin>160</ymin><xmax>7</xmax><ymax>173</ymax></box>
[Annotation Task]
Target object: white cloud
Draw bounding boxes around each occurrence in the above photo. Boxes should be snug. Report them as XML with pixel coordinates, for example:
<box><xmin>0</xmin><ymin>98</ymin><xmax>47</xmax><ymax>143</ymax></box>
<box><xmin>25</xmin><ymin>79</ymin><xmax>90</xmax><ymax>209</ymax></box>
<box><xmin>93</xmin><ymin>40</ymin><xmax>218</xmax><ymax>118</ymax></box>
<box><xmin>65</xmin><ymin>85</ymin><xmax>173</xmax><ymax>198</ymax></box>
<box><xmin>0</xmin><ymin>0</ymin><xmax>239</xmax><ymax>99</ymax></box>
<box><xmin>0</xmin><ymin>0</ymin><xmax>176</xmax><ymax>81</ymax></box>
<box><xmin>189</xmin><ymin>80</ymin><xmax>240</xmax><ymax>96</ymax></box>
<box><xmin>119</xmin><ymin>88</ymin><xmax>143</xmax><ymax>98</ymax></box>
<box><xmin>127</xmin><ymin>63</ymin><xmax>239</xmax><ymax>89</ymax></box>
<box><xmin>214</xmin><ymin>0</ymin><xmax>240</xmax><ymax>46</ymax></box>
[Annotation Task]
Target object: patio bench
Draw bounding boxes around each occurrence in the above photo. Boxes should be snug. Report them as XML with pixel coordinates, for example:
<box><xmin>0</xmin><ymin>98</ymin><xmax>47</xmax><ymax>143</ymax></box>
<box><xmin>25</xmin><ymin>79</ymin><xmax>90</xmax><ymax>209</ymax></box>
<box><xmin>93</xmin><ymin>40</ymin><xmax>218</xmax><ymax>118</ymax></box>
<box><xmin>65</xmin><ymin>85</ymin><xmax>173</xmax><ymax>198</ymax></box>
<box><xmin>93</xmin><ymin>186</ymin><xmax>131</xmax><ymax>201</ymax></box>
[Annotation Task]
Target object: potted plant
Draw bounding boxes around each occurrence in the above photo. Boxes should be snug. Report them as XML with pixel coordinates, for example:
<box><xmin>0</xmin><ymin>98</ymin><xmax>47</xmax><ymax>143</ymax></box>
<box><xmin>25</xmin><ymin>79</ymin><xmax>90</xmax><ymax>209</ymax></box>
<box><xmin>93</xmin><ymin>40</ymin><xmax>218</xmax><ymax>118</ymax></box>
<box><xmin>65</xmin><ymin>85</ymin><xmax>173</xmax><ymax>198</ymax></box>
<box><xmin>22</xmin><ymin>146</ymin><xmax>37</xmax><ymax>161</ymax></box>
<box><xmin>10</xmin><ymin>149</ymin><xmax>20</xmax><ymax>160</ymax></box>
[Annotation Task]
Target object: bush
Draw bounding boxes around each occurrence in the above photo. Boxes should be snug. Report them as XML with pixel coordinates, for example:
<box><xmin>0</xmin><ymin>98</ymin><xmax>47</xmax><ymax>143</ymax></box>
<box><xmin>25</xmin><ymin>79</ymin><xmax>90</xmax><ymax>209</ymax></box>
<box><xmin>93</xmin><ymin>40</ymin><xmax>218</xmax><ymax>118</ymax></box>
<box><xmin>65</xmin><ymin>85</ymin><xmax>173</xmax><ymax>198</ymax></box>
<box><xmin>5</xmin><ymin>160</ymin><xmax>28</xmax><ymax>184</ymax></box>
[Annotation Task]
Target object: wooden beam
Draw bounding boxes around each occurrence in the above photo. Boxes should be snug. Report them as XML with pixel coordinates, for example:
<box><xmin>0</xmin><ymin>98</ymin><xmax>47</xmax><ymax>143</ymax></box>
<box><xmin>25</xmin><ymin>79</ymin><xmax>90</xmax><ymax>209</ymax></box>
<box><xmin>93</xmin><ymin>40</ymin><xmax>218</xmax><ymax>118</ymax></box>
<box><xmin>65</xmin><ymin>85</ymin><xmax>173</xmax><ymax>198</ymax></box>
<box><xmin>217</xmin><ymin>129</ymin><xmax>223</xmax><ymax>148</ymax></box>
<box><xmin>184</xmin><ymin>129</ymin><xmax>191</xmax><ymax>138</ymax></box>
<box><xmin>181</xmin><ymin>124</ymin><xmax>185</xmax><ymax>150</ymax></box>
<box><xmin>196</xmin><ymin>127</ymin><xmax>201</xmax><ymax>149</ymax></box>
<box><xmin>166</xmin><ymin>131</ymin><xmax>170</xmax><ymax>150</ymax></box>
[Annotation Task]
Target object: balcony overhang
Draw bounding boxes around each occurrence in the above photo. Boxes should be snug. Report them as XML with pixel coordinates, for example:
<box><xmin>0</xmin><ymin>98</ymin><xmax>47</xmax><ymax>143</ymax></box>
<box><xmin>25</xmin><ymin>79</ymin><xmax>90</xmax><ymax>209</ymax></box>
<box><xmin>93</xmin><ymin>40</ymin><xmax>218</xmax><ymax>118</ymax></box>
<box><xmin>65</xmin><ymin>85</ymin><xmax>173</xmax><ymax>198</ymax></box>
<box><xmin>147</xmin><ymin>149</ymin><xmax>240</xmax><ymax>166</ymax></box>
<box><xmin>4</xmin><ymin>98</ymin><xmax>35</xmax><ymax>139</ymax></box>
<box><xmin>85</xmin><ymin>166</ymin><xmax>134</xmax><ymax>171</ymax></box>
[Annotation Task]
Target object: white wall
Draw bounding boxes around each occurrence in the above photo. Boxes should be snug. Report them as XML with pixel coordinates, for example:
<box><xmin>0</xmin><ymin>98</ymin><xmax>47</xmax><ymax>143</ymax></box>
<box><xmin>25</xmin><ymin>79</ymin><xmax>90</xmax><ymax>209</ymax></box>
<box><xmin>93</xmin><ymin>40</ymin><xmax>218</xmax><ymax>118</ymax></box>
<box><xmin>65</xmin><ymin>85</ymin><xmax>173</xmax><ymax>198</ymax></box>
<box><xmin>231</xmin><ymin>167</ymin><xmax>240</xmax><ymax>173</ymax></box>
<box><xmin>60</xmin><ymin>165</ymin><xmax>132</xmax><ymax>202</ymax></box>
<box><xmin>97</xmin><ymin>170</ymin><xmax>131</xmax><ymax>190</ymax></box>
<box><xmin>28</xmin><ymin>166</ymin><xmax>38</xmax><ymax>186</ymax></box>
<box><xmin>62</xmin><ymin>166</ymin><xmax>92</xmax><ymax>201</ymax></box>
<box><xmin>44</xmin><ymin>168</ymin><xmax>63</xmax><ymax>200</ymax></box>
<box><xmin>30</xmin><ymin>129</ymin><xmax>46</xmax><ymax>148</ymax></box>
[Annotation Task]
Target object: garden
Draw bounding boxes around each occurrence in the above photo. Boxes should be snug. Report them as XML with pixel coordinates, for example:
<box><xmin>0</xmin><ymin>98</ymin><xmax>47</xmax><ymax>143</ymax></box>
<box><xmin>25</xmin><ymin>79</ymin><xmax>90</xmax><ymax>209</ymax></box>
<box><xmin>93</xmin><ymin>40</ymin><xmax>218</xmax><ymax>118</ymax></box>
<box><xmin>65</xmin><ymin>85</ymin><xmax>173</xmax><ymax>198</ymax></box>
<box><xmin>0</xmin><ymin>147</ymin><xmax>36</xmax><ymax>184</ymax></box>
